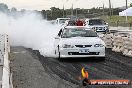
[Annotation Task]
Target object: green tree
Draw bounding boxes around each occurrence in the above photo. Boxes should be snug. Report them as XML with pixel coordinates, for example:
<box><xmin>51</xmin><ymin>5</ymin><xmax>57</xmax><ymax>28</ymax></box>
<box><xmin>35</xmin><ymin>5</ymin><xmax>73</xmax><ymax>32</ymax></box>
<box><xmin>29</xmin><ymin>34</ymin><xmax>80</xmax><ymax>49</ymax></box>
<box><xmin>50</xmin><ymin>7</ymin><xmax>63</xmax><ymax>20</ymax></box>
<box><xmin>0</xmin><ymin>3</ymin><xmax>9</xmax><ymax>13</ymax></box>
<box><xmin>130</xmin><ymin>3</ymin><xmax>132</xmax><ymax>7</ymax></box>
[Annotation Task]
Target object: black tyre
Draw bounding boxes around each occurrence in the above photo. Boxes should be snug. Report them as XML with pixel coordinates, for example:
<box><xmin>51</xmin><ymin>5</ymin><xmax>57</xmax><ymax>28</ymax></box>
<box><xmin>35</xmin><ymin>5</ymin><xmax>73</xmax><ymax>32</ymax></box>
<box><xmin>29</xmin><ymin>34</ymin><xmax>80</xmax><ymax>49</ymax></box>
<box><xmin>55</xmin><ymin>50</ymin><xmax>56</xmax><ymax>54</ymax></box>
<box><xmin>57</xmin><ymin>46</ymin><xmax>61</xmax><ymax>61</ymax></box>
<box><xmin>58</xmin><ymin>51</ymin><xmax>61</xmax><ymax>61</ymax></box>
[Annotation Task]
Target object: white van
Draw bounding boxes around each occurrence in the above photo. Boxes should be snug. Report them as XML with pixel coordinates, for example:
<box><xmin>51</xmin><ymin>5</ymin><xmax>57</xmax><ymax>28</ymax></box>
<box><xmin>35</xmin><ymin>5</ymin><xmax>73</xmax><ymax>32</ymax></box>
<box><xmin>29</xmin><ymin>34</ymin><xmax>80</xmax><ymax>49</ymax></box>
<box><xmin>55</xmin><ymin>18</ymin><xmax>70</xmax><ymax>26</ymax></box>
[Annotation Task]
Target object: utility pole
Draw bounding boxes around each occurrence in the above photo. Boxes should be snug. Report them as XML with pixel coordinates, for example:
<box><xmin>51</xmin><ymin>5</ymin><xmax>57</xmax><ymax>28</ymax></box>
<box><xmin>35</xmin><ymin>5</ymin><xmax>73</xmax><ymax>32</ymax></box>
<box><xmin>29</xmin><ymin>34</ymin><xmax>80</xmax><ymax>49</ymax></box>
<box><xmin>126</xmin><ymin>0</ymin><xmax>128</xmax><ymax>9</ymax></box>
<box><xmin>75</xmin><ymin>0</ymin><xmax>79</xmax><ymax>18</ymax></box>
<box><xmin>63</xmin><ymin>4</ymin><xmax>65</xmax><ymax>18</ymax></box>
<box><xmin>112</xmin><ymin>4</ymin><xmax>114</xmax><ymax>16</ymax></box>
<box><xmin>103</xmin><ymin>3</ymin><xmax>105</xmax><ymax>16</ymax></box>
<box><xmin>76</xmin><ymin>8</ymin><xmax>78</xmax><ymax>18</ymax></box>
<box><xmin>109</xmin><ymin>0</ymin><xmax>112</xmax><ymax>18</ymax></box>
<box><xmin>71</xmin><ymin>3</ymin><xmax>73</xmax><ymax>16</ymax></box>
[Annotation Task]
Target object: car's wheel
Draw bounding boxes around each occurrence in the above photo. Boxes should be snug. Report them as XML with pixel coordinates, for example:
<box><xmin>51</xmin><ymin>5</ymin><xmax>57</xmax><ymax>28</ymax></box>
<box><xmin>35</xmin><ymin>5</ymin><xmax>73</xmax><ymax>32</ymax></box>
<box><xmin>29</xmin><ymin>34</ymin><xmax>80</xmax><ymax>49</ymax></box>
<box><xmin>57</xmin><ymin>46</ymin><xmax>61</xmax><ymax>61</ymax></box>
<box><xmin>58</xmin><ymin>51</ymin><xmax>61</xmax><ymax>60</ymax></box>
<box><xmin>55</xmin><ymin>50</ymin><xmax>56</xmax><ymax>54</ymax></box>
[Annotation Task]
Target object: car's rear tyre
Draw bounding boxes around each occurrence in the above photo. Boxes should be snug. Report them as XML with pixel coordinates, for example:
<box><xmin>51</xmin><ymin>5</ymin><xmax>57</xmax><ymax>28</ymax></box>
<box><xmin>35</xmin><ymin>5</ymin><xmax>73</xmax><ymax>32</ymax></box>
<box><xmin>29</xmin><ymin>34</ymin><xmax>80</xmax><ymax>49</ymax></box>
<box><xmin>58</xmin><ymin>51</ymin><xmax>61</xmax><ymax>60</ymax></box>
<box><xmin>57</xmin><ymin>46</ymin><xmax>62</xmax><ymax>61</ymax></box>
<box><xmin>55</xmin><ymin>50</ymin><xmax>56</xmax><ymax>54</ymax></box>
<box><xmin>58</xmin><ymin>51</ymin><xmax>63</xmax><ymax>61</ymax></box>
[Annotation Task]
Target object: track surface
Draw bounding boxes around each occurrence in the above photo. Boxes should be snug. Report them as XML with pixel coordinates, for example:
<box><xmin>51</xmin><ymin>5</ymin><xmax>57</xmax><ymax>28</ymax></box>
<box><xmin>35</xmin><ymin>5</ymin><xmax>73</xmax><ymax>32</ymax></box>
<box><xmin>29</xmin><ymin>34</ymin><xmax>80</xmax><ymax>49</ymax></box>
<box><xmin>11</xmin><ymin>47</ymin><xmax>132</xmax><ymax>88</ymax></box>
<box><xmin>11</xmin><ymin>47</ymin><xmax>76</xmax><ymax>88</ymax></box>
<box><xmin>31</xmin><ymin>49</ymin><xmax>132</xmax><ymax>88</ymax></box>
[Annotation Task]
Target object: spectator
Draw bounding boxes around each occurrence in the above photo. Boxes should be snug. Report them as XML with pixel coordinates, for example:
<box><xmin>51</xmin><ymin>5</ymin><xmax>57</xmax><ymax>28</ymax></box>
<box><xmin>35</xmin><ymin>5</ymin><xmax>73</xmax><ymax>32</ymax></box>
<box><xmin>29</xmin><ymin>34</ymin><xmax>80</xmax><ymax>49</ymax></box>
<box><xmin>76</xmin><ymin>19</ymin><xmax>84</xmax><ymax>26</ymax></box>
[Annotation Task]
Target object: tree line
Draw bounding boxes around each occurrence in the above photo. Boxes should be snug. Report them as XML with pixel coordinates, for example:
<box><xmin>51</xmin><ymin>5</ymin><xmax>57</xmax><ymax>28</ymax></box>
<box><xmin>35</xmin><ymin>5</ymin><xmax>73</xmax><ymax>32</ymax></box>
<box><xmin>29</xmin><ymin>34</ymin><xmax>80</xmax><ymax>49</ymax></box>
<box><xmin>0</xmin><ymin>3</ymin><xmax>131</xmax><ymax>20</ymax></box>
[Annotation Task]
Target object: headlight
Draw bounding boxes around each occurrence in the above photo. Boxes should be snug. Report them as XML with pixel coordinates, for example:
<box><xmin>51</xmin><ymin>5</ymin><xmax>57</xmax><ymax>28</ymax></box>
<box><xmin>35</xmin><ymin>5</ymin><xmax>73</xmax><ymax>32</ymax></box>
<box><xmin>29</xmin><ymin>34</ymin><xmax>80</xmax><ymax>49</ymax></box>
<box><xmin>94</xmin><ymin>44</ymin><xmax>104</xmax><ymax>47</ymax></box>
<box><xmin>62</xmin><ymin>44</ymin><xmax>74</xmax><ymax>48</ymax></box>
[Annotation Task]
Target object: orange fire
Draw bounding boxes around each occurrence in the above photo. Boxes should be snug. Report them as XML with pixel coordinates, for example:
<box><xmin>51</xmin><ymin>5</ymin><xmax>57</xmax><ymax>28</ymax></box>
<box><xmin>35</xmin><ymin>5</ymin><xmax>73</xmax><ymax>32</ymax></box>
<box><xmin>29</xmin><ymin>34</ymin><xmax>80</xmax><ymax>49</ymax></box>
<box><xmin>81</xmin><ymin>67</ymin><xmax>89</xmax><ymax>79</ymax></box>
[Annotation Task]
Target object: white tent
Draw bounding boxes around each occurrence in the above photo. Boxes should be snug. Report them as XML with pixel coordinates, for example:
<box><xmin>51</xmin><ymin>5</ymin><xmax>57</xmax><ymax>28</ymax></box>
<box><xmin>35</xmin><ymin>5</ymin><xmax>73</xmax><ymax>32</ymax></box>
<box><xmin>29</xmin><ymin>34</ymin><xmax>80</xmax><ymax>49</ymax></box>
<box><xmin>119</xmin><ymin>7</ymin><xmax>132</xmax><ymax>16</ymax></box>
<box><xmin>119</xmin><ymin>7</ymin><xmax>132</xmax><ymax>21</ymax></box>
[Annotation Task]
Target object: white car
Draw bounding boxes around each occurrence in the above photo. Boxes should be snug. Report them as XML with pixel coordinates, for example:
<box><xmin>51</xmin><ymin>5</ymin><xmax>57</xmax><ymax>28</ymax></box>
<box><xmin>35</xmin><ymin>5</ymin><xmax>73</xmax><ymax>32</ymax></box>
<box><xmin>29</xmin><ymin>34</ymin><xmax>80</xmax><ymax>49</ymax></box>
<box><xmin>54</xmin><ymin>26</ymin><xmax>105</xmax><ymax>60</ymax></box>
<box><xmin>84</xmin><ymin>18</ymin><xmax>109</xmax><ymax>33</ymax></box>
<box><xmin>55</xmin><ymin>18</ymin><xmax>70</xmax><ymax>26</ymax></box>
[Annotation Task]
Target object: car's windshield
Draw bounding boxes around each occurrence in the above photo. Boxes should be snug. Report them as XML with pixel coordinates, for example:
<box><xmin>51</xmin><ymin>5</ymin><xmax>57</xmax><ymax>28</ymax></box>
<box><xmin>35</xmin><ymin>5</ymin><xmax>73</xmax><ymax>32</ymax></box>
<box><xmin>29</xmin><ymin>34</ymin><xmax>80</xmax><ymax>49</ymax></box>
<box><xmin>61</xmin><ymin>28</ymin><xmax>97</xmax><ymax>38</ymax></box>
<box><xmin>59</xmin><ymin>19</ymin><xmax>69</xmax><ymax>24</ymax></box>
<box><xmin>89</xmin><ymin>19</ymin><xmax>105</xmax><ymax>25</ymax></box>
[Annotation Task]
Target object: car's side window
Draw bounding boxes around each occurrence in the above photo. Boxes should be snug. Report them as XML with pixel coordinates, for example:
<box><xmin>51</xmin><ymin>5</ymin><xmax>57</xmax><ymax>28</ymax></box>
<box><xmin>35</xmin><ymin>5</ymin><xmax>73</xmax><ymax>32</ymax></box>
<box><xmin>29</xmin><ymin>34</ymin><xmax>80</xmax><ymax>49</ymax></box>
<box><xmin>58</xmin><ymin>29</ymin><xmax>62</xmax><ymax>37</ymax></box>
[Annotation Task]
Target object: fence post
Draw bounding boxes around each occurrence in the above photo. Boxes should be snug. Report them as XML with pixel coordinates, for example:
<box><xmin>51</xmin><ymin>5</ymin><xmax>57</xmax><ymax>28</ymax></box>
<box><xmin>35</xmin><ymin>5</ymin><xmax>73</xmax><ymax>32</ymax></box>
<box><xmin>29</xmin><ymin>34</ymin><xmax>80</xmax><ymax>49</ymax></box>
<box><xmin>116</xmin><ymin>20</ymin><xmax>119</xmax><ymax>27</ymax></box>
<box><xmin>130</xmin><ymin>22</ymin><xmax>132</xmax><ymax>30</ymax></box>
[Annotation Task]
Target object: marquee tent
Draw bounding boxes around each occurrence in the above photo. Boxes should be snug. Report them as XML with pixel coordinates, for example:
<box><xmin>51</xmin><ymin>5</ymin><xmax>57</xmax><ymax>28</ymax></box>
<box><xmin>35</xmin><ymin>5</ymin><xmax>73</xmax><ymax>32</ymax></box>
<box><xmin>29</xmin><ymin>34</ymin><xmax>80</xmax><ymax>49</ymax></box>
<box><xmin>119</xmin><ymin>7</ymin><xmax>132</xmax><ymax>21</ymax></box>
<box><xmin>119</xmin><ymin>7</ymin><xmax>132</xmax><ymax>16</ymax></box>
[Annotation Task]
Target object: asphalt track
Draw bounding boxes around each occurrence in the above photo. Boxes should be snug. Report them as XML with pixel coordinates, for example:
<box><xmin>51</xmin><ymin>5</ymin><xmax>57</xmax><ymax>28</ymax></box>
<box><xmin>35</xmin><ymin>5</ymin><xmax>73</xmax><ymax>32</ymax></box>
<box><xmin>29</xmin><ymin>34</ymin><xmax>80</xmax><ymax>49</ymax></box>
<box><xmin>31</xmin><ymin>49</ymin><xmax>132</xmax><ymax>88</ymax></box>
<box><xmin>11</xmin><ymin>47</ymin><xmax>132</xmax><ymax>88</ymax></box>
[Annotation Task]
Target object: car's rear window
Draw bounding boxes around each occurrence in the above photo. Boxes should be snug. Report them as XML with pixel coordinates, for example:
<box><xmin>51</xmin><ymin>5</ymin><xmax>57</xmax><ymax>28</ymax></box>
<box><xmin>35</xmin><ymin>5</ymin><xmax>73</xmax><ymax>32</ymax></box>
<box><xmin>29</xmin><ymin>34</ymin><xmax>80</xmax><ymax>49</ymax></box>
<box><xmin>89</xmin><ymin>19</ymin><xmax>105</xmax><ymax>25</ymax></box>
<box><xmin>61</xmin><ymin>28</ymin><xmax>97</xmax><ymax>38</ymax></box>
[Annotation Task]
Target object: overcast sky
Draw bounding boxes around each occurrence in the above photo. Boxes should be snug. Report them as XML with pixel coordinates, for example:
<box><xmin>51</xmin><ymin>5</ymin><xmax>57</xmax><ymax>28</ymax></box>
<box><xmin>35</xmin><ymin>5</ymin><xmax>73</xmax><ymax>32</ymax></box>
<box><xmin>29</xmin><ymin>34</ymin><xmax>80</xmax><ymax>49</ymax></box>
<box><xmin>1</xmin><ymin>0</ymin><xmax>132</xmax><ymax>10</ymax></box>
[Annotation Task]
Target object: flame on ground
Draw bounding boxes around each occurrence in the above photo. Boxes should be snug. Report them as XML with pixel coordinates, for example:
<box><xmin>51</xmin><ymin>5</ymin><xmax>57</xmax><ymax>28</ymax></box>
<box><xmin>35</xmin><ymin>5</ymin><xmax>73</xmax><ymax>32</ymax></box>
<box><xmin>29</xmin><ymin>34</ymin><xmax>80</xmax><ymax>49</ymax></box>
<box><xmin>81</xmin><ymin>67</ymin><xmax>89</xmax><ymax>79</ymax></box>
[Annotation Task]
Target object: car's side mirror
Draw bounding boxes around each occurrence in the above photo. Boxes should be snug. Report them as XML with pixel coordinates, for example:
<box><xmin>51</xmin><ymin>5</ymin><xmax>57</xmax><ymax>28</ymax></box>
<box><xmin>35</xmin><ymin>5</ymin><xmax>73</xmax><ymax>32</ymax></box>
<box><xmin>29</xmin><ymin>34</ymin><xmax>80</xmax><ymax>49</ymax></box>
<box><xmin>55</xmin><ymin>36</ymin><xmax>60</xmax><ymax>39</ymax></box>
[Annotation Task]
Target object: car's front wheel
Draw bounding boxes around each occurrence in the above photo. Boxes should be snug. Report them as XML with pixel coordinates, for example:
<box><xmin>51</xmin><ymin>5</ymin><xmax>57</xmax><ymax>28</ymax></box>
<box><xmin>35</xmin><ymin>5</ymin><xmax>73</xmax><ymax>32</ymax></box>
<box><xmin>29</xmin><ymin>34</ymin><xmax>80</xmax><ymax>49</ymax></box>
<box><xmin>56</xmin><ymin>46</ymin><xmax>61</xmax><ymax>61</ymax></box>
<box><xmin>58</xmin><ymin>51</ymin><xmax>61</xmax><ymax>61</ymax></box>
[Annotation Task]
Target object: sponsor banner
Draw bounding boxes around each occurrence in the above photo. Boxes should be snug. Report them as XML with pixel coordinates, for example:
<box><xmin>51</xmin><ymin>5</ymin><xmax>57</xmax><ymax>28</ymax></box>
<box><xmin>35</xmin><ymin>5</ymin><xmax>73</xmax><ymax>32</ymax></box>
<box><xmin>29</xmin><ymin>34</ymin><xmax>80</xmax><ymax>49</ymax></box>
<box><xmin>89</xmin><ymin>80</ymin><xmax>131</xmax><ymax>85</ymax></box>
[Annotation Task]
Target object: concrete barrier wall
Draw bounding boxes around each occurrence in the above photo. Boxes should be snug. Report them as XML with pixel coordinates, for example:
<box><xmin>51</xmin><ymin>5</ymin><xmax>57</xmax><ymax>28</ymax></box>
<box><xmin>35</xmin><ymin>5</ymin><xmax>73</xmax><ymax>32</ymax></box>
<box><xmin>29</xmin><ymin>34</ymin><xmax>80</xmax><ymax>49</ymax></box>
<box><xmin>122</xmin><ymin>37</ymin><xmax>132</xmax><ymax>57</ymax></box>
<box><xmin>0</xmin><ymin>34</ymin><xmax>12</xmax><ymax>88</ymax></box>
<box><xmin>0</xmin><ymin>35</ymin><xmax>5</xmax><ymax>66</ymax></box>
<box><xmin>102</xmin><ymin>32</ymin><xmax>132</xmax><ymax>57</ymax></box>
<box><xmin>112</xmin><ymin>35</ymin><xmax>124</xmax><ymax>52</ymax></box>
<box><xmin>101</xmin><ymin>34</ymin><xmax>113</xmax><ymax>48</ymax></box>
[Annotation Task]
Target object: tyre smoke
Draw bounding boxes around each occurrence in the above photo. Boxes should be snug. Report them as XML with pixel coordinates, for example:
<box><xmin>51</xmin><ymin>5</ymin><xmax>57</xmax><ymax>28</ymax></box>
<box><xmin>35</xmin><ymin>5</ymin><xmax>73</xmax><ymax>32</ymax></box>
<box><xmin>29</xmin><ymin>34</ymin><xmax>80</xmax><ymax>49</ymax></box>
<box><xmin>0</xmin><ymin>12</ymin><xmax>60</xmax><ymax>57</ymax></box>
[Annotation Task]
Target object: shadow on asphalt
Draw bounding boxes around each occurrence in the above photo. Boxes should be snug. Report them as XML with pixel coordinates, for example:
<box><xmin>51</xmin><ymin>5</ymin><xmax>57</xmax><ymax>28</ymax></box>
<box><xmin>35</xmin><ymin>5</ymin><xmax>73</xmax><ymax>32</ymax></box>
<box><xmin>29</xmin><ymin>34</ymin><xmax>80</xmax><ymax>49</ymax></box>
<box><xmin>57</xmin><ymin>57</ymin><xmax>105</xmax><ymax>63</ymax></box>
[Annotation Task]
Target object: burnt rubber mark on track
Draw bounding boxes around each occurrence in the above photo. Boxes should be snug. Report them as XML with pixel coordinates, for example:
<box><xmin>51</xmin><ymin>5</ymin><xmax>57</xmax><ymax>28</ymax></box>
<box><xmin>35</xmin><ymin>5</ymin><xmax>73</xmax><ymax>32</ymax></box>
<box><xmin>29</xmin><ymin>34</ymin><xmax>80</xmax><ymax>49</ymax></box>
<box><xmin>27</xmin><ymin>48</ymin><xmax>132</xmax><ymax>88</ymax></box>
<box><xmin>27</xmin><ymin>49</ymin><xmax>83</xmax><ymax>85</ymax></box>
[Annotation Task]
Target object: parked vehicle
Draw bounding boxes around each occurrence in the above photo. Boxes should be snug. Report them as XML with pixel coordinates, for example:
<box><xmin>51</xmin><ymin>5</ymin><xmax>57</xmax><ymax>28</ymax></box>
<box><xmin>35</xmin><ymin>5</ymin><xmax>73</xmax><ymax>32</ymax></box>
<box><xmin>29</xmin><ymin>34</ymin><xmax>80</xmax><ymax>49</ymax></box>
<box><xmin>84</xmin><ymin>18</ymin><xmax>109</xmax><ymax>33</ymax></box>
<box><xmin>55</xmin><ymin>18</ymin><xmax>70</xmax><ymax>26</ymax></box>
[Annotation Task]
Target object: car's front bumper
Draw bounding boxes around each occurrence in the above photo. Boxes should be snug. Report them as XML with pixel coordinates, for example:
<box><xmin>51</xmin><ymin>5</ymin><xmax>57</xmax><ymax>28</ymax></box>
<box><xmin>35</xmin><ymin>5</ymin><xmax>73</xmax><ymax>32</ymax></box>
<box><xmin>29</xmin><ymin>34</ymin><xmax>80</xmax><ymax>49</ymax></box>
<box><xmin>59</xmin><ymin>47</ymin><xmax>105</xmax><ymax>58</ymax></box>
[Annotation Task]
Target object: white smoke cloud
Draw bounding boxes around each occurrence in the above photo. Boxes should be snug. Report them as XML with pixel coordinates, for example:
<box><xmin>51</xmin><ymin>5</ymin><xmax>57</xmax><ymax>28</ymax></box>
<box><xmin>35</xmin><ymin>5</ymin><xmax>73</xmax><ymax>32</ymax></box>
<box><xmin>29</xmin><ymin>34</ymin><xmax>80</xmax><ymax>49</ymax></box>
<box><xmin>0</xmin><ymin>12</ymin><xmax>60</xmax><ymax>57</ymax></box>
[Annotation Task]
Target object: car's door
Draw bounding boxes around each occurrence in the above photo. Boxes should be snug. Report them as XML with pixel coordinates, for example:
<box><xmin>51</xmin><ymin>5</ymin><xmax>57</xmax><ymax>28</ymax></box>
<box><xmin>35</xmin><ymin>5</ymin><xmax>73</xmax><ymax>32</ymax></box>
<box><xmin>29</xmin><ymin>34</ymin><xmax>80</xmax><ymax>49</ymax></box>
<box><xmin>54</xmin><ymin>29</ymin><xmax>62</xmax><ymax>48</ymax></box>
